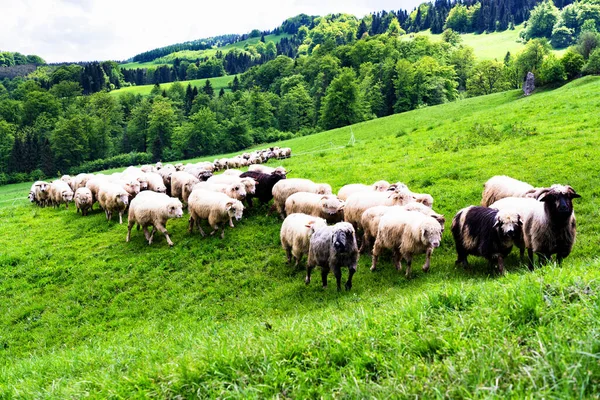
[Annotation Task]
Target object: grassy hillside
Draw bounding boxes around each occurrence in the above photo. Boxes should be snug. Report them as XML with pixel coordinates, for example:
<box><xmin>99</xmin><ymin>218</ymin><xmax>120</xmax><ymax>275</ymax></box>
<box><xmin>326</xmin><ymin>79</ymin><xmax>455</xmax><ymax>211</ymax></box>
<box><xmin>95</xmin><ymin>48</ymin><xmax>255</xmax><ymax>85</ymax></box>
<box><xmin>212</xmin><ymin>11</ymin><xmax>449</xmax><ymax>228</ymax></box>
<box><xmin>416</xmin><ymin>25</ymin><xmax>566</xmax><ymax>60</ymax></box>
<box><xmin>120</xmin><ymin>33</ymin><xmax>291</xmax><ymax>70</ymax></box>
<box><xmin>109</xmin><ymin>74</ymin><xmax>238</xmax><ymax>97</ymax></box>
<box><xmin>2</xmin><ymin>77</ymin><xmax>600</xmax><ymax>397</ymax></box>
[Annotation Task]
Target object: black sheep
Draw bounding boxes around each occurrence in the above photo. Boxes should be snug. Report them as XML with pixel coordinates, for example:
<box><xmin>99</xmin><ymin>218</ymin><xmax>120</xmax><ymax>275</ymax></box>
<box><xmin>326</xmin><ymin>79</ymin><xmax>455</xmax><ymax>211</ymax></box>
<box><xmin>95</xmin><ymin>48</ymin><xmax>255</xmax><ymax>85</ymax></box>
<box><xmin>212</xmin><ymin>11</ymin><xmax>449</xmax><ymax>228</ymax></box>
<box><xmin>451</xmin><ymin>206</ymin><xmax>523</xmax><ymax>274</ymax></box>
<box><xmin>239</xmin><ymin>171</ymin><xmax>286</xmax><ymax>207</ymax></box>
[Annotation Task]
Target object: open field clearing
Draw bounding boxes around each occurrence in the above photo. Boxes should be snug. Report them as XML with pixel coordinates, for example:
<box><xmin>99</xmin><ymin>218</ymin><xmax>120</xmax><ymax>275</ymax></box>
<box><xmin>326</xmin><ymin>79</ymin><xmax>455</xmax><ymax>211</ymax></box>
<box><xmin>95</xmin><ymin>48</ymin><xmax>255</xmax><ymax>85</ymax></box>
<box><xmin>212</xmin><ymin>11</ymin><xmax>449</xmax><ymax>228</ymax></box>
<box><xmin>109</xmin><ymin>74</ymin><xmax>238</xmax><ymax>97</ymax></box>
<box><xmin>2</xmin><ymin>77</ymin><xmax>600</xmax><ymax>397</ymax></box>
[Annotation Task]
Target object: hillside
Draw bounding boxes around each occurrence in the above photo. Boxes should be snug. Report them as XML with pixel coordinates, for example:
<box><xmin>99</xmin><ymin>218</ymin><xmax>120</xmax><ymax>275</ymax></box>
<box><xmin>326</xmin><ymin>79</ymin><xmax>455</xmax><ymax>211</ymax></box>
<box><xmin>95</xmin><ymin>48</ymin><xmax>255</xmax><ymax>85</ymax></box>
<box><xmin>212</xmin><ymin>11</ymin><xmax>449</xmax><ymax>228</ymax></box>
<box><xmin>2</xmin><ymin>77</ymin><xmax>600</xmax><ymax>397</ymax></box>
<box><xmin>109</xmin><ymin>74</ymin><xmax>238</xmax><ymax>97</ymax></box>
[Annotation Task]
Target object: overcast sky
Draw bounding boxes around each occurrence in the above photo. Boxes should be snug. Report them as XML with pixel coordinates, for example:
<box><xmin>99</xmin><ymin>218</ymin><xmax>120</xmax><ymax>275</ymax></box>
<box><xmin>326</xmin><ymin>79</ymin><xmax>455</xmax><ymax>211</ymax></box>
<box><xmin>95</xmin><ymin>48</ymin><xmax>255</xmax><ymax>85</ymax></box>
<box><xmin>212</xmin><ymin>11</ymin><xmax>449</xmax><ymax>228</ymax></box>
<box><xmin>1</xmin><ymin>0</ymin><xmax>423</xmax><ymax>63</ymax></box>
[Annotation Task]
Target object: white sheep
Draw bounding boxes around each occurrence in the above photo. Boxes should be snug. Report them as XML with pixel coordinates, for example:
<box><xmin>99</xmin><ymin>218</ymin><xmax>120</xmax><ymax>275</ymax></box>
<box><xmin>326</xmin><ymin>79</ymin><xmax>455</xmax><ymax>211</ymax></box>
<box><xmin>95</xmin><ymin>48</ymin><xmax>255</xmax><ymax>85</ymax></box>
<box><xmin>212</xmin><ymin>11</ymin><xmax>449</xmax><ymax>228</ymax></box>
<box><xmin>187</xmin><ymin>189</ymin><xmax>244</xmax><ymax>239</ymax></box>
<box><xmin>126</xmin><ymin>191</ymin><xmax>183</xmax><ymax>246</ymax></box>
<box><xmin>145</xmin><ymin>172</ymin><xmax>167</xmax><ymax>193</ymax></box>
<box><xmin>371</xmin><ymin>211</ymin><xmax>442</xmax><ymax>278</ymax></box>
<box><xmin>49</xmin><ymin>180</ymin><xmax>74</xmax><ymax>209</ymax></box>
<box><xmin>207</xmin><ymin>175</ymin><xmax>257</xmax><ymax>196</ymax></box>
<box><xmin>97</xmin><ymin>183</ymin><xmax>130</xmax><ymax>224</ymax></box>
<box><xmin>343</xmin><ymin>189</ymin><xmax>415</xmax><ymax>231</ymax></box>
<box><xmin>481</xmin><ymin>175</ymin><xmax>540</xmax><ymax>207</ymax></box>
<box><xmin>61</xmin><ymin>175</ymin><xmax>75</xmax><ymax>191</ymax></box>
<box><xmin>248</xmin><ymin>165</ymin><xmax>287</xmax><ymax>176</ymax></box>
<box><xmin>171</xmin><ymin>171</ymin><xmax>200</xmax><ymax>202</ymax></box>
<box><xmin>337</xmin><ymin>180</ymin><xmax>390</xmax><ymax>201</ymax></box>
<box><xmin>30</xmin><ymin>181</ymin><xmax>50</xmax><ymax>207</ymax></box>
<box><xmin>191</xmin><ymin>181</ymin><xmax>247</xmax><ymax>202</ymax></box>
<box><xmin>73</xmin><ymin>173</ymin><xmax>94</xmax><ymax>191</ymax></box>
<box><xmin>272</xmin><ymin>178</ymin><xmax>332</xmax><ymax>219</ymax></box>
<box><xmin>74</xmin><ymin>187</ymin><xmax>93</xmax><ymax>216</ymax></box>
<box><xmin>280</xmin><ymin>213</ymin><xmax>327</xmax><ymax>267</ymax></box>
<box><xmin>285</xmin><ymin>192</ymin><xmax>345</xmax><ymax>223</ymax></box>
<box><xmin>222</xmin><ymin>169</ymin><xmax>244</xmax><ymax>176</ymax></box>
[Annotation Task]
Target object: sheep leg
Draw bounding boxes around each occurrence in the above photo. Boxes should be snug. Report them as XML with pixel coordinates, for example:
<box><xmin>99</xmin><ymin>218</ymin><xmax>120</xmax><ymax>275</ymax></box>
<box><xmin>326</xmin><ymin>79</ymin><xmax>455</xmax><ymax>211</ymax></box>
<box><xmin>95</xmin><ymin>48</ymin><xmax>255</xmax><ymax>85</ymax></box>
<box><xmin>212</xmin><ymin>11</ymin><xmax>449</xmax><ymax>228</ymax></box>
<box><xmin>305</xmin><ymin>264</ymin><xmax>314</xmax><ymax>285</ymax></box>
<box><xmin>220</xmin><ymin>227</ymin><xmax>225</xmax><ymax>239</ymax></box>
<box><xmin>405</xmin><ymin>256</ymin><xmax>413</xmax><ymax>278</ymax></box>
<box><xmin>370</xmin><ymin>240</ymin><xmax>382</xmax><ymax>271</ymax></box>
<box><xmin>143</xmin><ymin>226</ymin><xmax>151</xmax><ymax>241</ymax></box>
<box><xmin>527</xmin><ymin>248</ymin><xmax>534</xmax><ymax>271</ymax></box>
<box><xmin>196</xmin><ymin>220</ymin><xmax>206</xmax><ymax>237</ymax></box>
<box><xmin>65</xmin><ymin>202</ymin><xmax>69</xmax><ymax>209</ymax></box>
<box><xmin>126</xmin><ymin>220</ymin><xmax>134</xmax><ymax>242</ymax></box>
<box><xmin>422</xmin><ymin>248</ymin><xmax>432</xmax><ymax>272</ymax></box>
<box><xmin>332</xmin><ymin>266</ymin><xmax>342</xmax><ymax>291</ymax></box>
<box><xmin>345</xmin><ymin>267</ymin><xmax>355</xmax><ymax>291</ymax></box>
<box><xmin>105</xmin><ymin>209</ymin><xmax>109</xmax><ymax>220</ymax></box>
<box><xmin>119</xmin><ymin>211</ymin><xmax>123</xmax><ymax>225</ymax></box>
<box><xmin>155</xmin><ymin>222</ymin><xmax>174</xmax><ymax>247</ymax></box>
<box><xmin>188</xmin><ymin>216</ymin><xmax>195</xmax><ymax>233</ymax></box>
<box><xmin>359</xmin><ymin>233</ymin><xmax>369</xmax><ymax>254</ymax></box>
<box><xmin>284</xmin><ymin>246</ymin><xmax>292</xmax><ymax>264</ymax></box>
<box><xmin>321</xmin><ymin>267</ymin><xmax>330</xmax><ymax>288</ymax></box>
<box><xmin>229</xmin><ymin>216</ymin><xmax>234</xmax><ymax>228</ymax></box>
<box><xmin>497</xmin><ymin>256</ymin><xmax>506</xmax><ymax>275</ymax></box>
<box><xmin>295</xmin><ymin>254</ymin><xmax>303</xmax><ymax>268</ymax></box>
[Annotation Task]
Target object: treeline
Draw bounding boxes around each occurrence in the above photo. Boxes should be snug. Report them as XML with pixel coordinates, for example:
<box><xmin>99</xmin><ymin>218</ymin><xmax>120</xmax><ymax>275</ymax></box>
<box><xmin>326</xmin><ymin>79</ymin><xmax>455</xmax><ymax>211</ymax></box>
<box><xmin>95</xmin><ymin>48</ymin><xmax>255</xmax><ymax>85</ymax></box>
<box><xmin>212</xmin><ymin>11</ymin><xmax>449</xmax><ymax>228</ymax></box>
<box><xmin>131</xmin><ymin>34</ymin><xmax>241</xmax><ymax>63</ymax></box>
<box><xmin>0</xmin><ymin>51</ymin><xmax>45</xmax><ymax>67</ymax></box>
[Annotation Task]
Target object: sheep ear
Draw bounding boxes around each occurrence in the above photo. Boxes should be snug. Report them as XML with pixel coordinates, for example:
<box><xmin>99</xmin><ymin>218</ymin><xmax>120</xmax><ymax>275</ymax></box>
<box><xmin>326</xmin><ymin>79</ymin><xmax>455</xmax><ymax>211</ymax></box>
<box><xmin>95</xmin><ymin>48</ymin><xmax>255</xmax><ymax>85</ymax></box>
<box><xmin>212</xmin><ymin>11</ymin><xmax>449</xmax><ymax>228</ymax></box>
<box><xmin>517</xmin><ymin>215</ymin><xmax>523</xmax><ymax>226</ymax></box>
<box><xmin>566</xmin><ymin>186</ymin><xmax>581</xmax><ymax>199</ymax></box>
<box><xmin>493</xmin><ymin>219</ymin><xmax>500</xmax><ymax>228</ymax></box>
<box><xmin>536</xmin><ymin>188</ymin><xmax>551</xmax><ymax>201</ymax></box>
<box><xmin>225</xmin><ymin>201</ymin><xmax>234</xmax><ymax>209</ymax></box>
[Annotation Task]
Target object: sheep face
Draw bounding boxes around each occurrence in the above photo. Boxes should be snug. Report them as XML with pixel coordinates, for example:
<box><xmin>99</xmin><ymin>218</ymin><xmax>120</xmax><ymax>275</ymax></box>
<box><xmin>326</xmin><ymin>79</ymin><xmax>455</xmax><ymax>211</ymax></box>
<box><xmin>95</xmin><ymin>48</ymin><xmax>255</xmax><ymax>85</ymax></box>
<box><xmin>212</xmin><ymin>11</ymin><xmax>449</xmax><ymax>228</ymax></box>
<box><xmin>28</xmin><ymin>191</ymin><xmax>35</xmax><ymax>202</ymax></box>
<box><xmin>62</xmin><ymin>190</ymin><xmax>74</xmax><ymax>202</ymax></box>
<box><xmin>155</xmin><ymin>162</ymin><xmax>163</xmax><ymax>170</ymax></box>
<box><xmin>167</xmin><ymin>200</ymin><xmax>184</xmax><ymax>219</ymax></box>
<box><xmin>421</xmin><ymin>226</ymin><xmax>442</xmax><ymax>249</ymax></box>
<box><xmin>274</xmin><ymin>167</ymin><xmax>287</xmax><ymax>176</ymax></box>
<box><xmin>332</xmin><ymin>226</ymin><xmax>355</xmax><ymax>254</ymax></box>
<box><xmin>117</xmin><ymin>193</ymin><xmax>129</xmax><ymax>206</ymax></box>
<box><xmin>389</xmin><ymin>190</ymin><xmax>413</xmax><ymax>205</ymax></box>
<box><xmin>38</xmin><ymin>183</ymin><xmax>49</xmax><ymax>192</ymax></box>
<box><xmin>538</xmin><ymin>185</ymin><xmax>581</xmax><ymax>220</ymax></box>
<box><xmin>198</xmin><ymin>170</ymin><xmax>213</xmax><ymax>181</ymax></box>
<box><xmin>137</xmin><ymin>177</ymin><xmax>149</xmax><ymax>190</ymax></box>
<box><xmin>226</xmin><ymin>201</ymin><xmax>244</xmax><ymax>221</ymax></box>
<box><xmin>372</xmin><ymin>180</ymin><xmax>390</xmax><ymax>192</ymax></box>
<box><xmin>320</xmin><ymin>196</ymin><xmax>345</xmax><ymax>215</ymax></box>
<box><xmin>316</xmin><ymin>184</ymin><xmax>332</xmax><ymax>195</ymax></box>
<box><xmin>494</xmin><ymin>209</ymin><xmax>522</xmax><ymax>240</ymax></box>
<box><xmin>124</xmin><ymin>180</ymin><xmax>140</xmax><ymax>195</ymax></box>
<box><xmin>230</xmin><ymin>184</ymin><xmax>246</xmax><ymax>200</ymax></box>
<box><xmin>241</xmin><ymin>178</ymin><xmax>257</xmax><ymax>194</ymax></box>
<box><xmin>389</xmin><ymin>182</ymin><xmax>408</xmax><ymax>192</ymax></box>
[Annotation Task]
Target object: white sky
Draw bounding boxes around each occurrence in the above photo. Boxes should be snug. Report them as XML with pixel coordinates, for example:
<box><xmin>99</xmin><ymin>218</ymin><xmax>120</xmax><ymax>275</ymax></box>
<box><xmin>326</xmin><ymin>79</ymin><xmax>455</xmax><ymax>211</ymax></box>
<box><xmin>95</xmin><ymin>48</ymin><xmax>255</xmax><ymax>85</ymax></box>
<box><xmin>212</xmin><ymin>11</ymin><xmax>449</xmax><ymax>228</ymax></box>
<box><xmin>0</xmin><ymin>0</ymin><xmax>422</xmax><ymax>63</ymax></box>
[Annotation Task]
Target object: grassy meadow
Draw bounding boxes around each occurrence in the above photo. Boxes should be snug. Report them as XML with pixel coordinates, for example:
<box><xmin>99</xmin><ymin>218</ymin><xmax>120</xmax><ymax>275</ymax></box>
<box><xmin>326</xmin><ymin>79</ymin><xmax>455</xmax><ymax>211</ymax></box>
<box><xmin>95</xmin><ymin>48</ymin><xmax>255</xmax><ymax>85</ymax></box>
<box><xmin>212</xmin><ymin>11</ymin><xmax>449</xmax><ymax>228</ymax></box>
<box><xmin>109</xmin><ymin>74</ymin><xmax>238</xmax><ymax>97</ymax></box>
<box><xmin>1</xmin><ymin>77</ymin><xmax>600</xmax><ymax>397</ymax></box>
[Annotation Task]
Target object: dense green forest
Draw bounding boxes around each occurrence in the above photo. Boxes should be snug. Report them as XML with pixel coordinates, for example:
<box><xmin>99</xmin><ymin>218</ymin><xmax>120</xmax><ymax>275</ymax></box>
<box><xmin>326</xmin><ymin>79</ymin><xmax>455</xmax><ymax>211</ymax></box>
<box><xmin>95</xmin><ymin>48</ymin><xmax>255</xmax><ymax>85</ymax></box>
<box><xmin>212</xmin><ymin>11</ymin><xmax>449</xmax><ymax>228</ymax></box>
<box><xmin>2</xmin><ymin>0</ymin><xmax>600</xmax><ymax>184</ymax></box>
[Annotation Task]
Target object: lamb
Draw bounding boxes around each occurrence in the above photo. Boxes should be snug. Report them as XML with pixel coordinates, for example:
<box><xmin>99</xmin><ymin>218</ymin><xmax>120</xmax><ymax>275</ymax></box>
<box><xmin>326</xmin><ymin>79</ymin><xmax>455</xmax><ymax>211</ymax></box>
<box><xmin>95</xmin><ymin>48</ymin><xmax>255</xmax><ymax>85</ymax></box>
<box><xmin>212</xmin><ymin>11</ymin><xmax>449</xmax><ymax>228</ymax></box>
<box><xmin>187</xmin><ymin>189</ymin><xmax>245</xmax><ymax>239</ymax></box>
<box><xmin>451</xmin><ymin>206</ymin><xmax>522</xmax><ymax>274</ymax></box>
<box><xmin>280</xmin><ymin>213</ymin><xmax>327</xmax><ymax>267</ymax></box>
<box><xmin>337</xmin><ymin>180</ymin><xmax>391</xmax><ymax>201</ymax></box>
<box><xmin>272</xmin><ymin>178</ymin><xmax>332</xmax><ymax>219</ymax></box>
<box><xmin>207</xmin><ymin>175</ymin><xmax>257</xmax><ymax>196</ymax></box>
<box><xmin>285</xmin><ymin>193</ymin><xmax>345</xmax><ymax>223</ymax></box>
<box><xmin>239</xmin><ymin>171</ymin><xmax>286</xmax><ymax>207</ymax></box>
<box><xmin>343</xmin><ymin>190</ymin><xmax>415</xmax><ymax>231</ymax></box>
<box><xmin>306</xmin><ymin>222</ymin><xmax>359</xmax><ymax>291</ymax></box>
<box><xmin>490</xmin><ymin>185</ymin><xmax>580</xmax><ymax>268</ymax></box>
<box><xmin>248</xmin><ymin>165</ymin><xmax>287</xmax><ymax>176</ymax></box>
<box><xmin>97</xmin><ymin>183</ymin><xmax>130</xmax><ymax>224</ymax></box>
<box><xmin>170</xmin><ymin>171</ymin><xmax>200</xmax><ymax>202</ymax></box>
<box><xmin>74</xmin><ymin>187</ymin><xmax>93</xmax><ymax>216</ymax></box>
<box><xmin>145</xmin><ymin>172</ymin><xmax>167</xmax><ymax>193</ymax></box>
<box><xmin>371</xmin><ymin>211</ymin><xmax>442</xmax><ymax>278</ymax></box>
<box><xmin>49</xmin><ymin>180</ymin><xmax>74</xmax><ymax>209</ymax></box>
<box><xmin>30</xmin><ymin>181</ymin><xmax>50</xmax><ymax>207</ymax></box>
<box><xmin>360</xmin><ymin>202</ymin><xmax>445</xmax><ymax>253</ymax></box>
<box><xmin>126</xmin><ymin>191</ymin><xmax>183</xmax><ymax>246</ymax></box>
<box><xmin>481</xmin><ymin>175</ymin><xmax>541</xmax><ymax>207</ymax></box>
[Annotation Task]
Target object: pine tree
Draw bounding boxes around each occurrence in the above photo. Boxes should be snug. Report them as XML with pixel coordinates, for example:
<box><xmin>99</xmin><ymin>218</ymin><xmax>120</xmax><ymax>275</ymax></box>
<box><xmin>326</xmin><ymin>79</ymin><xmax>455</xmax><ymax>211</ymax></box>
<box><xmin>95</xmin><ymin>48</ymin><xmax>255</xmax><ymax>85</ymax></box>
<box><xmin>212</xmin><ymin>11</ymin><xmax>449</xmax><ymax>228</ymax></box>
<box><xmin>357</xmin><ymin>20</ymin><xmax>368</xmax><ymax>39</ymax></box>
<box><xmin>232</xmin><ymin>76</ymin><xmax>240</xmax><ymax>92</ymax></box>
<box><xmin>203</xmin><ymin>79</ymin><xmax>214</xmax><ymax>98</ymax></box>
<box><xmin>219</xmin><ymin>88</ymin><xmax>225</xmax><ymax>97</ymax></box>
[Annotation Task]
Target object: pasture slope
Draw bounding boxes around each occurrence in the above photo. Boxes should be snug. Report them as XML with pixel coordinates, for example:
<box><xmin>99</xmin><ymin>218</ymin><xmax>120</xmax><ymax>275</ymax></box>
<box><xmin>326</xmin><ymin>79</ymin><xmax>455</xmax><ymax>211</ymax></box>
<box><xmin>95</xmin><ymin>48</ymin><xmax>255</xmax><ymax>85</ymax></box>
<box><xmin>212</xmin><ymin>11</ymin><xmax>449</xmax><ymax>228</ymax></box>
<box><xmin>109</xmin><ymin>74</ymin><xmax>238</xmax><ymax>97</ymax></box>
<box><xmin>1</xmin><ymin>77</ymin><xmax>600</xmax><ymax>398</ymax></box>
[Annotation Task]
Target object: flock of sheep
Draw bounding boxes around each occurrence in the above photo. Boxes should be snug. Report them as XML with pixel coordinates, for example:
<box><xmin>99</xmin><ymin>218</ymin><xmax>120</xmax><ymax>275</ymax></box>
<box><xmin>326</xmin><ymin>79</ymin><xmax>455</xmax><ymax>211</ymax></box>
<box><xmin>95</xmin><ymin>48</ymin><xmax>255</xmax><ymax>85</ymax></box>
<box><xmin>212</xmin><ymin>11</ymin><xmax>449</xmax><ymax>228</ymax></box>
<box><xmin>27</xmin><ymin>147</ymin><xmax>581</xmax><ymax>291</ymax></box>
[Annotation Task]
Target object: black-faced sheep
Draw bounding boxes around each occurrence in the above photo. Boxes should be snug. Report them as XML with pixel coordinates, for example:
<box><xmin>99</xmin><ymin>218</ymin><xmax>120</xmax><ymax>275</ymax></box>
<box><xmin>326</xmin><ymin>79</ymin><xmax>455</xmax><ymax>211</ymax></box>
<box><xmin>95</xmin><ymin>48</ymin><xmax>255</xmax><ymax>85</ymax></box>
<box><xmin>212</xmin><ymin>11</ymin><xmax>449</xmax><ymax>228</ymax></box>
<box><xmin>187</xmin><ymin>190</ymin><xmax>245</xmax><ymax>239</ymax></box>
<box><xmin>451</xmin><ymin>206</ymin><xmax>522</xmax><ymax>274</ymax></box>
<box><xmin>337</xmin><ymin>181</ymin><xmax>391</xmax><ymax>201</ymax></box>
<box><xmin>272</xmin><ymin>178</ymin><xmax>332</xmax><ymax>219</ymax></box>
<box><xmin>481</xmin><ymin>175</ymin><xmax>540</xmax><ymax>207</ymax></box>
<box><xmin>490</xmin><ymin>185</ymin><xmax>580</xmax><ymax>268</ymax></box>
<box><xmin>239</xmin><ymin>171</ymin><xmax>286</xmax><ymax>207</ymax></box>
<box><xmin>74</xmin><ymin>187</ymin><xmax>93</xmax><ymax>216</ymax></box>
<box><xmin>126</xmin><ymin>191</ymin><xmax>183</xmax><ymax>246</ymax></box>
<box><xmin>371</xmin><ymin>211</ymin><xmax>442</xmax><ymax>278</ymax></box>
<box><xmin>280</xmin><ymin>213</ymin><xmax>327</xmax><ymax>267</ymax></box>
<box><xmin>97</xmin><ymin>183</ymin><xmax>129</xmax><ymax>224</ymax></box>
<box><xmin>285</xmin><ymin>193</ymin><xmax>345</xmax><ymax>223</ymax></box>
<box><xmin>306</xmin><ymin>222</ymin><xmax>359</xmax><ymax>291</ymax></box>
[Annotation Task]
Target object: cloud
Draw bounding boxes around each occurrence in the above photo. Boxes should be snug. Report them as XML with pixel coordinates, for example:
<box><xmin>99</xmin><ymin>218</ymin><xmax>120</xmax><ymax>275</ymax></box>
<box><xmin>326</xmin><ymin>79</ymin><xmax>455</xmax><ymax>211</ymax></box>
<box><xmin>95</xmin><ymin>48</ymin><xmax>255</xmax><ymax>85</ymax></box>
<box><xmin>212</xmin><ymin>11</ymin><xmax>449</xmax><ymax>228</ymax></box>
<box><xmin>0</xmin><ymin>0</ymin><xmax>422</xmax><ymax>63</ymax></box>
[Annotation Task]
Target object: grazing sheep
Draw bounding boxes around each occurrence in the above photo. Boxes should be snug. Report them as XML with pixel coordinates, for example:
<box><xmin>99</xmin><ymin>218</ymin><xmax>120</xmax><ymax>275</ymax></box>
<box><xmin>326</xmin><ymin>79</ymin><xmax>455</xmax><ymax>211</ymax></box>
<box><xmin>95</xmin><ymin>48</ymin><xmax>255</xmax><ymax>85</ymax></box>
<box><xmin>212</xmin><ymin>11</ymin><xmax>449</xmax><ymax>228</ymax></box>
<box><xmin>280</xmin><ymin>213</ymin><xmax>327</xmax><ymax>267</ymax></box>
<box><xmin>371</xmin><ymin>211</ymin><xmax>442</xmax><ymax>278</ymax></box>
<box><xmin>451</xmin><ymin>206</ymin><xmax>522</xmax><ymax>274</ymax></box>
<box><xmin>337</xmin><ymin>180</ymin><xmax>391</xmax><ymax>201</ymax></box>
<box><xmin>239</xmin><ymin>171</ymin><xmax>286</xmax><ymax>207</ymax></box>
<box><xmin>344</xmin><ymin>190</ymin><xmax>415</xmax><ymax>231</ymax></box>
<box><xmin>285</xmin><ymin>193</ymin><xmax>345</xmax><ymax>223</ymax></box>
<box><xmin>360</xmin><ymin>202</ymin><xmax>445</xmax><ymax>253</ymax></box>
<box><xmin>30</xmin><ymin>181</ymin><xmax>50</xmax><ymax>207</ymax></box>
<box><xmin>98</xmin><ymin>183</ymin><xmax>130</xmax><ymax>224</ymax></box>
<box><xmin>171</xmin><ymin>171</ymin><xmax>200</xmax><ymax>202</ymax></box>
<box><xmin>145</xmin><ymin>172</ymin><xmax>167</xmax><ymax>193</ymax></box>
<box><xmin>49</xmin><ymin>180</ymin><xmax>74</xmax><ymax>209</ymax></box>
<box><xmin>490</xmin><ymin>185</ymin><xmax>580</xmax><ymax>268</ymax></box>
<box><xmin>223</xmin><ymin>169</ymin><xmax>243</xmax><ymax>176</ymax></box>
<box><xmin>306</xmin><ymin>222</ymin><xmax>359</xmax><ymax>291</ymax></box>
<box><xmin>126</xmin><ymin>191</ymin><xmax>183</xmax><ymax>246</ymax></box>
<box><xmin>248</xmin><ymin>165</ymin><xmax>287</xmax><ymax>176</ymax></box>
<box><xmin>272</xmin><ymin>179</ymin><xmax>332</xmax><ymax>219</ymax></box>
<box><xmin>481</xmin><ymin>175</ymin><xmax>540</xmax><ymax>207</ymax></box>
<box><xmin>187</xmin><ymin>190</ymin><xmax>244</xmax><ymax>239</ymax></box>
<box><xmin>74</xmin><ymin>187</ymin><xmax>93</xmax><ymax>216</ymax></box>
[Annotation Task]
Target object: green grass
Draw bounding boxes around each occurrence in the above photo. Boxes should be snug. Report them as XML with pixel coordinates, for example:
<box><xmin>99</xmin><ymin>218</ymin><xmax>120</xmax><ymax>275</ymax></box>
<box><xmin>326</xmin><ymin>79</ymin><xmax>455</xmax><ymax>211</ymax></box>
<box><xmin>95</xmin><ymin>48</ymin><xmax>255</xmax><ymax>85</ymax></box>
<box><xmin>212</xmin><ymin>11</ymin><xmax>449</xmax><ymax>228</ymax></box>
<box><xmin>2</xmin><ymin>77</ymin><xmax>600</xmax><ymax>397</ymax></box>
<box><xmin>109</xmin><ymin>74</ymin><xmax>238</xmax><ymax>97</ymax></box>
<box><xmin>416</xmin><ymin>25</ymin><xmax>566</xmax><ymax>60</ymax></box>
<box><xmin>120</xmin><ymin>33</ymin><xmax>291</xmax><ymax>70</ymax></box>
